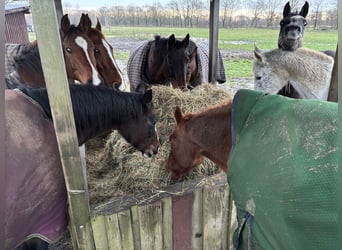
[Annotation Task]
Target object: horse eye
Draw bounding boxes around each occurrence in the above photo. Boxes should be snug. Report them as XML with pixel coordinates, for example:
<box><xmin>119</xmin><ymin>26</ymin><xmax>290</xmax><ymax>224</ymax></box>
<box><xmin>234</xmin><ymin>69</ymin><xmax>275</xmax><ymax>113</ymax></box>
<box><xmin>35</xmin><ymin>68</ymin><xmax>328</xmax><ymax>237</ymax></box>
<box><xmin>256</xmin><ymin>76</ymin><xmax>262</xmax><ymax>80</ymax></box>
<box><xmin>66</xmin><ymin>47</ymin><xmax>72</xmax><ymax>53</ymax></box>
<box><xmin>94</xmin><ymin>48</ymin><xmax>100</xmax><ymax>54</ymax></box>
<box><xmin>303</xmin><ymin>21</ymin><xmax>307</xmax><ymax>26</ymax></box>
<box><xmin>280</xmin><ymin>20</ymin><xmax>284</xmax><ymax>26</ymax></box>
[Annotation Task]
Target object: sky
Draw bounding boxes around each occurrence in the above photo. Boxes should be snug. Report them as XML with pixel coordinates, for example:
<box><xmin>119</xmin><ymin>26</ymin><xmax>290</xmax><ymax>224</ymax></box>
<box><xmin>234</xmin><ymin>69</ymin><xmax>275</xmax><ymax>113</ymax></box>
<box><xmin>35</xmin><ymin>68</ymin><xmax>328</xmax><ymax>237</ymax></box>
<box><xmin>62</xmin><ymin>0</ymin><xmax>171</xmax><ymax>9</ymax></box>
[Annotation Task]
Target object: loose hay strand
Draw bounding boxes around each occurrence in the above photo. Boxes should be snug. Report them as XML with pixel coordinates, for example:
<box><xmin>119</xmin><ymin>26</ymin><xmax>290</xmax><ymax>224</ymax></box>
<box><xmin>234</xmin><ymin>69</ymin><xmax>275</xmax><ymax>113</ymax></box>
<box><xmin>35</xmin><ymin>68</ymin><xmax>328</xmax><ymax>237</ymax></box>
<box><xmin>86</xmin><ymin>84</ymin><xmax>232</xmax><ymax>205</ymax></box>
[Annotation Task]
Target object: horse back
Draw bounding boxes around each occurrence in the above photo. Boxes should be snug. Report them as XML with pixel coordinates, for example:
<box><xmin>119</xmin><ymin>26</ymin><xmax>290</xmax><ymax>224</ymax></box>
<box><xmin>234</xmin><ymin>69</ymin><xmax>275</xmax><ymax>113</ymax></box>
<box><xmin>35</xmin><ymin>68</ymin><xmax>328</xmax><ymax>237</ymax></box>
<box><xmin>5</xmin><ymin>89</ymin><xmax>68</xmax><ymax>249</ymax></box>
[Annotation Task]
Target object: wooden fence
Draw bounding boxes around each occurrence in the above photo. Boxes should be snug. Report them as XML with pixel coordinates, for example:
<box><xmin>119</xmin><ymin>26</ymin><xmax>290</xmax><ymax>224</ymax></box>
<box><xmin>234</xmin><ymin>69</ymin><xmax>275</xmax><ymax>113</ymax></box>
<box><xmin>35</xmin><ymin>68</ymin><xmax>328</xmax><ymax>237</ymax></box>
<box><xmin>90</xmin><ymin>173</ymin><xmax>235</xmax><ymax>250</ymax></box>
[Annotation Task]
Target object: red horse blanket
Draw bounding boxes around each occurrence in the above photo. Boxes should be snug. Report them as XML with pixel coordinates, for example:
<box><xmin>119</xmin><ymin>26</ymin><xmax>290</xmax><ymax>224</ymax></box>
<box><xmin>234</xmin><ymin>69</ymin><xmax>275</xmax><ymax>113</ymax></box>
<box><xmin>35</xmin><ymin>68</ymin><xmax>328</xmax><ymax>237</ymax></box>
<box><xmin>5</xmin><ymin>89</ymin><xmax>68</xmax><ymax>249</ymax></box>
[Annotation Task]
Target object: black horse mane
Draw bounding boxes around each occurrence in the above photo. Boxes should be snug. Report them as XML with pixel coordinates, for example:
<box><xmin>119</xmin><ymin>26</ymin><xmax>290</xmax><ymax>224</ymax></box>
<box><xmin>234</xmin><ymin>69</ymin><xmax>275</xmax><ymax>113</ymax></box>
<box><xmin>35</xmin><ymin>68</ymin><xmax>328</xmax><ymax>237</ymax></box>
<box><xmin>19</xmin><ymin>84</ymin><xmax>144</xmax><ymax>140</ymax></box>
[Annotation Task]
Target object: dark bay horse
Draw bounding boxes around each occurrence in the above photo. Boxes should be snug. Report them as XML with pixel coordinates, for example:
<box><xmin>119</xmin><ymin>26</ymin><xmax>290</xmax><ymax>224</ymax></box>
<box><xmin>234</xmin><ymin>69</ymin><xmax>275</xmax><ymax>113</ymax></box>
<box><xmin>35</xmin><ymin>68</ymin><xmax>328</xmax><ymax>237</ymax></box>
<box><xmin>167</xmin><ymin>101</ymin><xmax>232</xmax><ymax>179</ymax></box>
<box><xmin>5</xmin><ymin>84</ymin><xmax>159</xmax><ymax>249</ymax></box>
<box><xmin>127</xmin><ymin>33</ymin><xmax>226</xmax><ymax>93</ymax></box>
<box><xmin>6</xmin><ymin>14</ymin><xmax>102</xmax><ymax>88</ymax></box>
<box><xmin>80</xmin><ymin>14</ymin><xmax>125</xmax><ymax>90</ymax></box>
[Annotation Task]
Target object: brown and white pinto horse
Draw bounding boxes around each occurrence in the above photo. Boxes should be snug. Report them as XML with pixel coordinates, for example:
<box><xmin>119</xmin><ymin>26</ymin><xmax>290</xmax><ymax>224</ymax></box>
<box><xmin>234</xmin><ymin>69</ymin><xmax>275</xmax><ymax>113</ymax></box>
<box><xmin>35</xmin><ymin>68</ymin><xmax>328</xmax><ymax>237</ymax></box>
<box><xmin>6</xmin><ymin>14</ymin><xmax>102</xmax><ymax>88</ymax></box>
<box><xmin>80</xmin><ymin>14</ymin><xmax>125</xmax><ymax>90</ymax></box>
<box><xmin>167</xmin><ymin>101</ymin><xmax>232</xmax><ymax>179</ymax></box>
<box><xmin>6</xmin><ymin>84</ymin><xmax>159</xmax><ymax>249</ymax></box>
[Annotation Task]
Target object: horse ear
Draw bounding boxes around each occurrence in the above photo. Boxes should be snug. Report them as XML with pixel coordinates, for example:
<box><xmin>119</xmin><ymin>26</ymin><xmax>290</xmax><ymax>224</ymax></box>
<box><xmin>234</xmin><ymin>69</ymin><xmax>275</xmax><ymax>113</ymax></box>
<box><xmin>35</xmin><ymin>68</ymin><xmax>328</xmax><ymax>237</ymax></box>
<box><xmin>60</xmin><ymin>14</ymin><xmax>70</xmax><ymax>37</ymax></box>
<box><xmin>78</xmin><ymin>13</ymin><xmax>91</xmax><ymax>34</ymax></box>
<box><xmin>182</xmin><ymin>33</ymin><xmax>190</xmax><ymax>48</ymax></box>
<box><xmin>168</xmin><ymin>34</ymin><xmax>176</xmax><ymax>48</ymax></box>
<box><xmin>254</xmin><ymin>45</ymin><xmax>264</xmax><ymax>63</ymax></box>
<box><xmin>96</xmin><ymin>18</ymin><xmax>102</xmax><ymax>31</ymax></box>
<box><xmin>299</xmin><ymin>1</ymin><xmax>309</xmax><ymax>17</ymax></box>
<box><xmin>283</xmin><ymin>2</ymin><xmax>291</xmax><ymax>17</ymax></box>
<box><xmin>142</xmin><ymin>89</ymin><xmax>153</xmax><ymax>104</ymax></box>
<box><xmin>174</xmin><ymin>106</ymin><xmax>183</xmax><ymax>124</ymax></box>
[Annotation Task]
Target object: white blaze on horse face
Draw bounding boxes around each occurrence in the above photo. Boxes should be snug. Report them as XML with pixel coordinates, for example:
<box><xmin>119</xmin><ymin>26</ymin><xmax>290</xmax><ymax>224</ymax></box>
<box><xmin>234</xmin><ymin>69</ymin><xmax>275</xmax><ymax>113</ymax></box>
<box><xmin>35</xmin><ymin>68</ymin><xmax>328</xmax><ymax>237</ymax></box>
<box><xmin>102</xmin><ymin>39</ymin><xmax>126</xmax><ymax>90</ymax></box>
<box><xmin>75</xmin><ymin>36</ymin><xmax>102</xmax><ymax>86</ymax></box>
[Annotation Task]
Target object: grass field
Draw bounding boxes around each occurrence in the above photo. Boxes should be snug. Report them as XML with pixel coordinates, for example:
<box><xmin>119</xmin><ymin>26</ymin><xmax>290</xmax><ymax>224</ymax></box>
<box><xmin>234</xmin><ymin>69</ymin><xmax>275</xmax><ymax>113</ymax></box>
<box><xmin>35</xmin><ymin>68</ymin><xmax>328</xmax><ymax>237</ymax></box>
<box><xmin>28</xmin><ymin>27</ymin><xmax>337</xmax><ymax>80</ymax></box>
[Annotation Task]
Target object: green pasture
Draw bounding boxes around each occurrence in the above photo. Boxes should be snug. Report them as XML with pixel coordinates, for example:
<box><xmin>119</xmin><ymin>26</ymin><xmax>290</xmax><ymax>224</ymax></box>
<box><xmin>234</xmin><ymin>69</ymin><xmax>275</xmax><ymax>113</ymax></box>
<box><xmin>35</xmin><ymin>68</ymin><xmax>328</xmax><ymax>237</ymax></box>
<box><xmin>100</xmin><ymin>27</ymin><xmax>337</xmax><ymax>80</ymax></box>
<box><xmin>99</xmin><ymin>26</ymin><xmax>337</xmax><ymax>51</ymax></box>
<box><xmin>28</xmin><ymin>27</ymin><xmax>337</xmax><ymax>80</ymax></box>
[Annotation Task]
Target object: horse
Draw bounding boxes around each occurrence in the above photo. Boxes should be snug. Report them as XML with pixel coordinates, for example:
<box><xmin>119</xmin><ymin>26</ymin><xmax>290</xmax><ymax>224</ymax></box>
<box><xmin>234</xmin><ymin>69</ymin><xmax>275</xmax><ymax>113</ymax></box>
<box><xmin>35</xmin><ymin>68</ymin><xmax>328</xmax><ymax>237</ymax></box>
<box><xmin>278</xmin><ymin>1</ymin><xmax>335</xmax><ymax>57</ymax></box>
<box><xmin>5</xmin><ymin>14</ymin><xmax>102</xmax><ymax>89</ymax></box>
<box><xmin>80</xmin><ymin>13</ymin><xmax>126</xmax><ymax>90</ymax></box>
<box><xmin>5</xmin><ymin>84</ymin><xmax>159</xmax><ymax>249</ymax></box>
<box><xmin>127</xmin><ymin>34</ymin><xmax>226</xmax><ymax>93</ymax></box>
<box><xmin>167</xmin><ymin>101</ymin><xmax>232</xmax><ymax>179</ymax></box>
<box><xmin>253</xmin><ymin>45</ymin><xmax>334</xmax><ymax>100</ymax></box>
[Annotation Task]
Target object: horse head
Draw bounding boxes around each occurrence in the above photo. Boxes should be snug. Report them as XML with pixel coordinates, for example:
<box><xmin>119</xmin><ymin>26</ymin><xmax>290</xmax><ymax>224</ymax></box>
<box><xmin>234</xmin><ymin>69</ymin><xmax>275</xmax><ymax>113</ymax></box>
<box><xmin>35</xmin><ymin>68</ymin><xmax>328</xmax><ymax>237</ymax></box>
<box><xmin>253</xmin><ymin>45</ymin><xmax>289</xmax><ymax>94</ymax></box>
<box><xmin>80</xmin><ymin>14</ymin><xmax>125</xmax><ymax>90</ymax></box>
<box><xmin>60</xmin><ymin>14</ymin><xmax>102</xmax><ymax>85</ymax></box>
<box><xmin>167</xmin><ymin>106</ymin><xmax>204</xmax><ymax>179</ymax></box>
<box><xmin>166</xmin><ymin>33</ymin><xmax>194</xmax><ymax>90</ymax></box>
<box><xmin>278</xmin><ymin>1</ymin><xmax>309</xmax><ymax>51</ymax></box>
<box><xmin>117</xmin><ymin>89</ymin><xmax>159</xmax><ymax>157</ymax></box>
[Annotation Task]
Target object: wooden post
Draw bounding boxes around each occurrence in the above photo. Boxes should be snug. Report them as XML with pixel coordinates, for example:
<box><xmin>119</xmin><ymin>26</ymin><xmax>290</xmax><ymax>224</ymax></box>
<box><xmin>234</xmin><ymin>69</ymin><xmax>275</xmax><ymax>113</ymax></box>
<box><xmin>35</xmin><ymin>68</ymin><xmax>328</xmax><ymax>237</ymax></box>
<box><xmin>327</xmin><ymin>45</ymin><xmax>338</xmax><ymax>102</ymax></box>
<box><xmin>209</xmin><ymin>0</ymin><xmax>220</xmax><ymax>84</ymax></box>
<box><xmin>29</xmin><ymin>0</ymin><xmax>95</xmax><ymax>249</ymax></box>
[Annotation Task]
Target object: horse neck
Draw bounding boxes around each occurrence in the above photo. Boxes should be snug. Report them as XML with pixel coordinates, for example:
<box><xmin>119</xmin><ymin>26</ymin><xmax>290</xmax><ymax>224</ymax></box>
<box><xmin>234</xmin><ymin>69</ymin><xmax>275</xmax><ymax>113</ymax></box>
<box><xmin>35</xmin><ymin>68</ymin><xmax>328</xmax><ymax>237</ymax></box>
<box><xmin>189</xmin><ymin>102</ymin><xmax>232</xmax><ymax>171</ymax></box>
<box><xmin>145</xmin><ymin>42</ymin><xmax>168</xmax><ymax>83</ymax></box>
<box><xmin>70</xmin><ymin>86</ymin><xmax>140</xmax><ymax>145</ymax></box>
<box><xmin>278</xmin><ymin>35</ymin><xmax>302</xmax><ymax>51</ymax></box>
<box><xmin>269</xmin><ymin>49</ymin><xmax>333</xmax><ymax>99</ymax></box>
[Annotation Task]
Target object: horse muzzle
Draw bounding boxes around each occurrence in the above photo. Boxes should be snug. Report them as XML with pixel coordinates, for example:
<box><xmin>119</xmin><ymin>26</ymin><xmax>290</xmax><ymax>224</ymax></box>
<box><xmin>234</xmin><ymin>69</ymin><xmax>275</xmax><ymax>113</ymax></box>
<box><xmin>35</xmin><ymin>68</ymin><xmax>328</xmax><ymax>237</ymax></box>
<box><xmin>142</xmin><ymin>144</ymin><xmax>159</xmax><ymax>158</ymax></box>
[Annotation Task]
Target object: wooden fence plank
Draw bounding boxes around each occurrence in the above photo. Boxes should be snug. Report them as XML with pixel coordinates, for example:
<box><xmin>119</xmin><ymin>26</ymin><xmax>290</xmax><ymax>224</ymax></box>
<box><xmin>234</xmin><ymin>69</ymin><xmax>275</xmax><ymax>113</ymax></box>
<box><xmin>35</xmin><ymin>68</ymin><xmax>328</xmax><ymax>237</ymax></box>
<box><xmin>172</xmin><ymin>194</ymin><xmax>193</xmax><ymax>250</ymax></box>
<box><xmin>118</xmin><ymin>210</ymin><xmax>135</xmax><ymax>250</ymax></box>
<box><xmin>203</xmin><ymin>185</ymin><xmax>229</xmax><ymax>250</ymax></box>
<box><xmin>192</xmin><ymin>189</ymin><xmax>203</xmax><ymax>250</ymax></box>
<box><xmin>131</xmin><ymin>205</ymin><xmax>141</xmax><ymax>250</ymax></box>
<box><xmin>92</xmin><ymin>215</ymin><xmax>109</xmax><ymax>250</ymax></box>
<box><xmin>138</xmin><ymin>202</ymin><xmax>163</xmax><ymax>250</ymax></box>
<box><xmin>162</xmin><ymin>197</ymin><xmax>173</xmax><ymax>250</ymax></box>
<box><xmin>104</xmin><ymin>214</ymin><xmax>122</xmax><ymax>250</ymax></box>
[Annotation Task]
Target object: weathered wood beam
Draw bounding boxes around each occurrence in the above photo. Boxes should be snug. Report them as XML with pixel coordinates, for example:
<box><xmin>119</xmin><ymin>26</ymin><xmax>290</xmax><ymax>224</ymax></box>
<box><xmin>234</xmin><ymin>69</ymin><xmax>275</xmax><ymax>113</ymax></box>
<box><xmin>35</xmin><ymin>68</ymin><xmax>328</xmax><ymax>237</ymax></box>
<box><xmin>29</xmin><ymin>0</ymin><xmax>95</xmax><ymax>249</ymax></box>
<box><xmin>209</xmin><ymin>0</ymin><xmax>220</xmax><ymax>84</ymax></box>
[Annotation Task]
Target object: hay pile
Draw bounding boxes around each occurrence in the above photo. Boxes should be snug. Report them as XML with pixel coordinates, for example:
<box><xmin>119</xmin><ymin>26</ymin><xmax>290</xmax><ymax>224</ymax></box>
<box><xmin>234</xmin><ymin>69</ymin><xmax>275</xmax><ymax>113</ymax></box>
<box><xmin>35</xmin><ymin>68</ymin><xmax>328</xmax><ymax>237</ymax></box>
<box><xmin>86</xmin><ymin>84</ymin><xmax>232</xmax><ymax>205</ymax></box>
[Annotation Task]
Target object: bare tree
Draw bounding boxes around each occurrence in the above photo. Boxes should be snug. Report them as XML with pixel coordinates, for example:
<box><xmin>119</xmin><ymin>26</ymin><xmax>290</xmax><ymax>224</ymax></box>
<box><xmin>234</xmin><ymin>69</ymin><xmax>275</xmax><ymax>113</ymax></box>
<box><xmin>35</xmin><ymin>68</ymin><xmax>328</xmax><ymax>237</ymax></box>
<box><xmin>221</xmin><ymin>0</ymin><xmax>241</xmax><ymax>28</ymax></box>
<box><xmin>264</xmin><ymin>0</ymin><xmax>283</xmax><ymax>28</ymax></box>
<box><xmin>167</xmin><ymin>0</ymin><xmax>183</xmax><ymax>27</ymax></box>
<box><xmin>244</xmin><ymin>0</ymin><xmax>266</xmax><ymax>27</ymax></box>
<box><xmin>177</xmin><ymin>0</ymin><xmax>205</xmax><ymax>27</ymax></box>
<box><xmin>309</xmin><ymin>0</ymin><xmax>336</xmax><ymax>29</ymax></box>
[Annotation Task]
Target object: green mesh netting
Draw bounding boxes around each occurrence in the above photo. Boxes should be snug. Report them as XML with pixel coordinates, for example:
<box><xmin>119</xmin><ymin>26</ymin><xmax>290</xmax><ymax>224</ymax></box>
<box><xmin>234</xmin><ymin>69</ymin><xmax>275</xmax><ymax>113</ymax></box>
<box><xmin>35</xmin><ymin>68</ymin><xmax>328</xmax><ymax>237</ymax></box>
<box><xmin>228</xmin><ymin>90</ymin><xmax>338</xmax><ymax>250</ymax></box>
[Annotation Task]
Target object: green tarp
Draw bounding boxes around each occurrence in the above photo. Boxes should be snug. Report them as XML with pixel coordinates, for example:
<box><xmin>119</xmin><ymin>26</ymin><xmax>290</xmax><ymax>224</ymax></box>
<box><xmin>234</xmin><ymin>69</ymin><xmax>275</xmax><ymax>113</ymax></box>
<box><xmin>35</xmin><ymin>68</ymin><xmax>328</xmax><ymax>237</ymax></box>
<box><xmin>228</xmin><ymin>90</ymin><xmax>338</xmax><ymax>250</ymax></box>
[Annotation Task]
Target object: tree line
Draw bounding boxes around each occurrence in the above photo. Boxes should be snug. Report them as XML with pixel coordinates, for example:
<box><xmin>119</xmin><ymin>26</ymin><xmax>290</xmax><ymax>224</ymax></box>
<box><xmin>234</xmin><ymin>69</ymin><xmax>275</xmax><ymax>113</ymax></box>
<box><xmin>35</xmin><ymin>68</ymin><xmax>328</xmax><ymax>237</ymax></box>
<box><xmin>63</xmin><ymin>0</ymin><xmax>337</xmax><ymax>29</ymax></box>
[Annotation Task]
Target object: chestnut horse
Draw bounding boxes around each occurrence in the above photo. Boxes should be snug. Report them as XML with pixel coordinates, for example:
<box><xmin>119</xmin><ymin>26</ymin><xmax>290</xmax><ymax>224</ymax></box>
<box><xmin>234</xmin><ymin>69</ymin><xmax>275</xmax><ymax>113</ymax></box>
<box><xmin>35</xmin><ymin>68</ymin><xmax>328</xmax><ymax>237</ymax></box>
<box><xmin>5</xmin><ymin>84</ymin><xmax>159</xmax><ymax>249</ymax></box>
<box><xmin>6</xmin><ymin>14</ymin><xmax>102</xmax><ymax>88</ymax></box>
<box><xmin>167</xmin><ymin>101</ymin><xmax>232</xmax><ymax>179</ymax></box>
<box><xmin>80</xmin><ymin>14</ymin><xmax>125</xmax><ymax>90</ymax></box>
